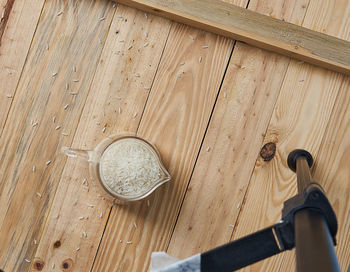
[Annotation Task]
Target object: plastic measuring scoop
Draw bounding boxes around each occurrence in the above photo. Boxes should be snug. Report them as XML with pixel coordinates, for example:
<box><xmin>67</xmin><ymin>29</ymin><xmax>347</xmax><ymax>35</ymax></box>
<box><xmin>62</xmin><ymin>134</ymin><xmax>171</xmax><ymax>203</ymax></box>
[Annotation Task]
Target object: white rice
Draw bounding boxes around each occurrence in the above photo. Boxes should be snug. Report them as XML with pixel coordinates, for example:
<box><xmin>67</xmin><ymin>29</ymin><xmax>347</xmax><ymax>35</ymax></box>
<box><xmin>99</xmin><ymin>138</ymin><xmax>161</xmax><ymax>197</ymax></box>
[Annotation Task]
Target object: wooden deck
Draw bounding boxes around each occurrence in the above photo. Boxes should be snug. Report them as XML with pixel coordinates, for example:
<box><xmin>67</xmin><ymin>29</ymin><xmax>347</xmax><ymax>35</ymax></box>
<box><xmin>0</xmin><ymin>0</ymin><xmax>349</xmax><ymax>271</ymax></box>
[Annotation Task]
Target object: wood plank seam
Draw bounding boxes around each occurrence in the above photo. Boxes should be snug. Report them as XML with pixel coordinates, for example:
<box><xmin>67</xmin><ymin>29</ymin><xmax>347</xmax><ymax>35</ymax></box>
<box><xmin>166</xmin><ymin>0</ymin><xmax>312</xmax><ymax>262</ymax></box>
<box><xmin>90</xmin><ymin>206</ymin><xmax>113</xmax><ymax>271</ymax></box>
<box><xmin>90</xmin><ymin>16</ymin><xmax>173</xmax><ymax>271</ymax></box>
<box><xmin>0</xmin><ymin>0</ymin><xmax>46</xmax><ymax>138</ymax></box>
<box><xmin>163</xmin><ymin>0</ymin><xmax>253</xmax><ymax>251</ymax></box>
<box><xmin>229</xmin><ymin>56</ymin><xmax>292</xmax><ymax>240</ymax></box>
<box><xmin>135</xmin><ymin>22</ymin><xmax>173</xmax><ymax>133</ymax></box>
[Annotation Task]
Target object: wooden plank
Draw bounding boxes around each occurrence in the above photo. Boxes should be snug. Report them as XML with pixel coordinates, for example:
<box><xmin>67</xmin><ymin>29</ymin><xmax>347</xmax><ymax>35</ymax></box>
<box><xmin>116</xmin><ymin>0</ymin><xmax>350</xmax><ymax>75</ymax></box>
<box><xmin>33</xmin><ymin>4</ymin><xmax>172</xmax><ymax>272</ymax></box>
<box><xmin>0</xmin><ymin>0</ymin><xmax>45</xmax><ymax>136</ymax></box>
<box><xmin>167</xmin><ymin>0</ymin><xmax>310</xmax><ymax>259</ymax></box>
<box><xmin>91</xmin><ymin>1</ymin><xmax>248</xmax><ymax>271</ymax></box>
<box><xmin>308</xmin><ymin>77</ymin><xmax>350</xmax><ymax>271</ymax></box>
<box><xmin>0</xmin><ymin>1</ymin><xmax>115</xmax><ymax>271</ymax></box>
<box><xmin>231</xmin><ymin>0</ymin><xmax>350</xmax><ymax>270</ymax></box>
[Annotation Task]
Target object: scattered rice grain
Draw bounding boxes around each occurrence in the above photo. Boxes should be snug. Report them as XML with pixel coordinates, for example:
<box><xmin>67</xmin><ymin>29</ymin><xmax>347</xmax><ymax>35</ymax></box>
<box><xmin>100</xmin><ymin>212</ymin><xmax>103</xmax><ymax>218</ymax></box>
<box><xmin>99</xmin><ymin>17</ymin><xmax>105</xmax><ymax>21</ymax></box>
<box><xmin>132</xmin><ymin>112</ymin><xmax>138</xmax><ymax>118</ymax></box>
<box><xmin>120</xmin><ymin>240</ymin><xmax>122</xmax><ymax>243</ymax></box>
<box><xmin>32</xmin><ymin>166</ymin><xmax>36</xmax><ymax>172</ymax></box>
<box><xmin>52</xmin><ymin>72</ymin><xmax>58</xmax><ymax>77</ymax></box>
<box><xmin>241</xmin><ymin>66</ymin><xmax>246</xmax><ymax>69</ymax></box>
<box><xmin>202</xmin><ymin>45</ymin><xmax>209</xmax><ymax>49</ymax></box>
<box><xmin>112</xmin><ymin>2</ymin><xmax>116</xmax><ymax>8</ymax></box>
<box><xmin>206</xmin><ymin>146</ymin><xmax>211</xmax><ymax>152</ymax></box>
<box><xmin>83</xmin><ymin>231</ymin><xmax>87</xmax><ymax>238</ymax></box>
<box><xmin>179</xmin><ymin>62</ymin><xmax>185</xmax><ymax>66</ymax></box>
<box><xmin>46</xmin><ymin>43</ymin><xmax>49</xmax><ymax>50</ymax></box>
<box><xmin>118</xmin><ymin>107</ymin><xmax>121</xmax><ymax>114</ymax></box>
<box><xmin>133</xmin><ymin>222</ymin><xmax>137</xmax><ymax>228</ymax></box>
<box><xmin>70</xmin><ymin>92</ymin><xmax>78</xmax><ymax>95</ymax></box>
<box><xmin>82</xmin><ymin>178</ymin><xmax>88</xmax><ymax>186</ymax></box>
<box><xmin>144</xmin><ymin>13</ymin><xmax>148</xmax><ymax>19</ymax></box>
<box><xmin>52</xmin><ymin>116</ymin><xmax>56</xmax><ymax>123</ymax></box>
<box><xmin>228</xmin><ymin>224</ymin><xmax>235</xmax><ymax>228</ymax></box>
<box><xmin>6</xmin><ymin>68</ymin><xmax>12</xmax><ymax>74</ymax></box>
<box><xmin>55</xmin><ymin>125</ymin><xmax>61</xmax><ymax>130</ymax></box>
<box><xmin>1</xmin><ymin>10</ymin><xmax>4</xmax><ymax>20</ymax></box>
<box><xmin>64</xmin><ymin>104</ymin><xmax>69</xmax><ymax>110</ymax></box>
<box><xmin>24</xmin><ymin>259</ymin><xmax>31</xmax><ymax>263</ymax></box>
<box><xmin>189</xmin><ymin>34</ymin><xmax>194</xmax><ymax>40</ymax></box>
<box><xmin>223</xmin><ymin>92</ymin><xmax>227</xmax><ymax>98</ymax></box>
<box><xmin>32</xmin><ymin>122</ymin><xmax>38</xmax><ymax>127</ymax></box>
<box><xmin>237</xmin><ymin>203</ymin><xmax>241</xmax><ymax>209</ymax></box>
<box><xmin>34</xmin><ymin>239</ymin><xmax>37</xmax><ymax>245</ymax></box>
<box><xmin>134</xmin><ymin>73</ymin><xmax>140</xmax><ymax>77</ymax></box>
<box><xmin>46</xmin><ymin>160</ymin><xmax>51</xmax><ymax>165</ymax></box>
<box><xmin>87</xmin><ymin>204</ymin><xmax>94</xmax><ymax>207</ymax></box>
<box><xmin>57</xmin><ymin>11</ymin><xmax>63</xmax><ymax>16</ymax></box>
<box><xmin>126</xmin><ymin>241</ymin><xmax>132</xmax><ymax>244</ymax></box>
<box><xmin>65</xmin><ymin>83</ymin><xmax>69</xmax><ymax>90</ymax></box>
<box><xmin>76</xmin><ymin>247</ymin><xmax>80</xmax><ymax>251</ymax></box>
<box><xmin>79</xmin><ymin>216</ymin><xmax>84</xmax><ymax>220</ymax></box>
<box><xmin>52</xmin><ymin>263</ymin><xmax>55</xmax><ymax>269</ymax></box>
<box><xmin>144</xmin><ymin>32</ymin><xmax>148</xmax><ymax>37</ymax></box>
<box><xmin>102</xmin><ymin>127</ymin><xmax>106</xmax><ymax>133</ymax></box>
<box><xmin>143</xmin><ymin>86</ymin><xmax>150</xmax><ymax>90</ymax></box>
<box><xmin>198</xmin><ymin>56</ymin><xmax>202</xmax><ymax>63</ymax></box>
<box><xmin>72</xmin><ymin>79</ymin><xmax>79</xmax><ymax>82</ymax></box>
<box><xmin>62</xmin><ymin>132</ymin><xmax>69</xmax><ymax>136</ymax></box>
<box><xmin>36</xmin><ymin>192</ymin><xmax>42</xmax><ymax>198</ymax></box>
<box><xmin>72</xmin><ymin>65</ymin><xmax>76</xmax><ymax>72</ymax></box>
<box><xmin>98</xmin><ymin>38</ymin><xmax>102</xmax><ymax>44</ymax></box>
<box><xmin>143</xmin><ymin>42</ymin><xmax>149</xmax><ymax>47</ymax></box>
<box><xmin>6</xmin><ymin>94</ymin><xmax>12</xmax><ymax>98</ymax></box>
<box><xmin>127</xmin><ymin>45</ymin><xmax>133</xmax><ymax>50</ymax></box>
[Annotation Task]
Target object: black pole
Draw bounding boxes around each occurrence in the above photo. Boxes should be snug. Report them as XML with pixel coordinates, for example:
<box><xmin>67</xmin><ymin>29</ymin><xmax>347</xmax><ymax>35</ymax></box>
<box><xmin>288</xmin><ymin>150</ymin><xmax>341</xmax><ymax>272</ymax></box>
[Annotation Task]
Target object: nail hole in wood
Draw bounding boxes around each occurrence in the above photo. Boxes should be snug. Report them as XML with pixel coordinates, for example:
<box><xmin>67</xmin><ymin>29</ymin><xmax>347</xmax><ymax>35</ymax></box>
<box><xmin>53</xmin><ymin>240</ymin><xmax>61</xmax><ymax>248</ymax></box>
<box><xmin>33</xmin><ymin>260</ymin><xmax>44</xmax><ymax>271</ymax></box>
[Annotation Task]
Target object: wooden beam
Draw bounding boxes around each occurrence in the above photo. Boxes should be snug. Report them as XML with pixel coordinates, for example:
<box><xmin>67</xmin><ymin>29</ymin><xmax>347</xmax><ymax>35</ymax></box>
<box><xmin>116</xmin><ymin>0</ymin><xmax>350</xmax><ymax>75</ymax></box>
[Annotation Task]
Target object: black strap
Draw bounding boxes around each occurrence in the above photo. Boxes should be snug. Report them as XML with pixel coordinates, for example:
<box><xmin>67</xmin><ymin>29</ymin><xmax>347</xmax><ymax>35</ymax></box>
<box><xmin>201</xmin><ymin>222</ymin><xmax>290</xmax><ymax>272</ymax></box>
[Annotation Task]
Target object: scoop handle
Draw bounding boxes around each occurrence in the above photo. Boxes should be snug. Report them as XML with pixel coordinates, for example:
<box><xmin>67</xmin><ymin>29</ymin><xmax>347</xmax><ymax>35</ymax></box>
<box><xmin>61</xmin><ymin>147</ymin><xmax>99</xmax><ymax>163</ymax></box>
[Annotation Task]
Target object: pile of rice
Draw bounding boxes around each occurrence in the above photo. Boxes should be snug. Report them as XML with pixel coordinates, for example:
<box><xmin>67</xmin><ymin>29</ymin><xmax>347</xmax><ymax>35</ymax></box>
<box><xmin>99</xmin><ymin>138</ymin><xmax>162</xmax><ymax>197</ymax></box>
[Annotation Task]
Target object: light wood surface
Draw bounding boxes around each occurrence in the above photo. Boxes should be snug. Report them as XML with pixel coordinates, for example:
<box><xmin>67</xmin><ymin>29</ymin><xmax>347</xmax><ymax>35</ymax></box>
<box><xmin>0</xmin><ymin>0</ymin><xmax>115</xmax><ymax>270</ymax></box>
<box><xmin>0</xmin><ymin>0</ymin><xmax>45</xmax><ymax>135</ymax></box>
<box><xmin>115</xmin><ymin>0</ymin><xmax>350</xmax><ymax>75</ymax></box>
<box><xmin>0</xmin><ymin>0</ymin><xmax>350</xmax><ymax>271</ymax></box>
<box><xmin>167</xmin><ymin>0</ymin><xmax>310</xmax><ymax>258</ymax></box>
<box><xmin>92</xmin><ymin>0</ymin><xmax>248</xmax><ymax>270</ymax></box>
<box><xmin>231</xmin><ymin>0</ymin><xmax>350</xmax><ymax>271</ymax></box>
<box><xmin>33</xmin><ymin>3</ymin><xmax>172</xmax><ymax>272</ymax></box>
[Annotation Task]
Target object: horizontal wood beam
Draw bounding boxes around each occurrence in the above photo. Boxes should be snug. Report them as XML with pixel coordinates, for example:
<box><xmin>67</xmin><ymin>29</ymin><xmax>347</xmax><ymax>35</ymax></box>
<box><xmin>116</xmin><ymin>0</ymin><xmax>350</xmax><ymax>76</ymax></box>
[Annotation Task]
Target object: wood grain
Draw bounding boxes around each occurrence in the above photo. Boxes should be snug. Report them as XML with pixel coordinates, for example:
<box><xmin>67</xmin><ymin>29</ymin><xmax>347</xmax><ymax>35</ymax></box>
<box><xmin>0</xmin><ymin>0</ymin><xmax>45</xmax><ymax>136</ymax></box>
<box><xmin>309</xmin><ymin>77</ymin><xmax>350</xmax><ymax>271</ymax></box>
<box><xmin>92</xmin><ymin>1</ymin><xmax>248</xmax><ymax>270</ymax></box>
<box><xmin>231</xmin><ymin>0</ymin><xmax>350</xmax><ymax>271</ymax></box>
<box><xmin>0</xmin><ymin>0</ymin><xmax>115</xmax><ymax>271</ymax></box>
<box><xmin>33</xmin><ymin>4</ymin><xmax>172</xmax><ymax>272</ymax></box>
<box><xmin>167</xmin><ymin>0</ymin><xmax>310</xmax><ymax>260</ymax></box>
<box><xmin>115</xmin><ymin>0</ymin><xmax>350</xmax><ymax>75</ymax></box>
